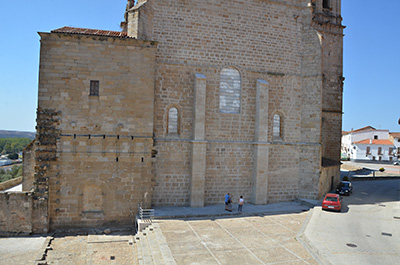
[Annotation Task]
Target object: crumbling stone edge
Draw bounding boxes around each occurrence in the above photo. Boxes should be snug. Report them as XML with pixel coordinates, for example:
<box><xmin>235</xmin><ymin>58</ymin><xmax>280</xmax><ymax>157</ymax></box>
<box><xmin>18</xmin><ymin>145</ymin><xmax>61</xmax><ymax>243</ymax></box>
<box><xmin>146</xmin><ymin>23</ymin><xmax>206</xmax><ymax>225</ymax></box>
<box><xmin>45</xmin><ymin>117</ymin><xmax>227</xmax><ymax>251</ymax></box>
<box><xmin>33</xmin><ymin>235</ymin><xmax>53</xmax><ymax>265</ymax></box>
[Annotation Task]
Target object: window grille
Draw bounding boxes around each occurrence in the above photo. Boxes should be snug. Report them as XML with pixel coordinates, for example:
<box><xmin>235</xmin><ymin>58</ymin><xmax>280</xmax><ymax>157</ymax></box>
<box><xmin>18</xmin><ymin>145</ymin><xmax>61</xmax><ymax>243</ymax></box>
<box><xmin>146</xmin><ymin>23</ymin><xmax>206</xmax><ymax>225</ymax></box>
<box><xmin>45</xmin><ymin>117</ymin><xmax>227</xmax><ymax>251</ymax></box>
<box><xmin>90</xmin><ymin>80</ymin><xmax>99</xmax><ymax>96</ymax></box>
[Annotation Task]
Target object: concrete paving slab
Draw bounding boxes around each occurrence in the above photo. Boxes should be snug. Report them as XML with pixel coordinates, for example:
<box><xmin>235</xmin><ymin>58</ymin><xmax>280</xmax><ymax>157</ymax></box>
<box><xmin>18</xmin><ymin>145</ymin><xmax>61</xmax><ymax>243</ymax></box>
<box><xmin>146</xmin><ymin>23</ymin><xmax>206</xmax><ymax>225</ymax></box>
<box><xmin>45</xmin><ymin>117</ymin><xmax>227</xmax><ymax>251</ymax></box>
<box><xmin>161</xmin><ymin>230</ymin><xmax>200</xmax><ymax>242</ymax></box>
<box><xmin>252</xmin><ymin>246</ymin><xmax>301</xmax><ymax>264</ymax></box>
<box><xmin>0</xmin><ymin>201</ymin><xmax>316</xmax><ymax>265</ymax></box>
<box><xmin>195</xmin><ymin>227</ymin><xmax>233</xmax><ymax>241</ymax></box>
<box><xmin>87</xmin><ymin>241</ymin><xmax>135</xmax><ymax>265</ymax></box>
<box><xmin>166</xmin><ymin>240</ymin><xmax>208</xmax><ymax>255</ymax></box>
<box><xmin>0</xmin><ymin>236</ymin><xmax>46</xmax><ymax>265</ymax></box>
<box><xmin>172</xmin><ymin>253</ymin><xmax>218</xmax><ymax>265</ymax></box>
<box><xmin>213</xmin><ymin>249</ymin><xmax>264</xmax><ymax>265</ymax></box>
<box><xmin>284</xmin><ymin>242</ymin><xmax>315</xmax><ymax>260</ymax></box>
<box><xmin>235</xmin><ymin>236</ymin><xmax>276</xmax><ymax>250</ymax></box>
<box><xmin>202</xmin><ymin>237</ymin><xmax>244</xmax><ymax>252</ymax></box>
<box><xmin>45</xmin><ymin>236</ymin><xmax>87</xmax><ymax>265</ymax></box>
<box><xmin>158</xmin><ymin>209</ymin><xmax>316</xmax><ymax>265</ymax></box>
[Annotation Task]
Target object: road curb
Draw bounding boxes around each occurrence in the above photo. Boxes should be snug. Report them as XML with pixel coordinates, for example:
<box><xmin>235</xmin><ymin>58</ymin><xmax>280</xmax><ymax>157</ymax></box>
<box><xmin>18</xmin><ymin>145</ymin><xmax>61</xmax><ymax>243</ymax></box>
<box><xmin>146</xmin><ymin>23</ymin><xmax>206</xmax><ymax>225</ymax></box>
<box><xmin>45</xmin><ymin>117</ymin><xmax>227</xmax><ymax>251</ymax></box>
<box><xmin>154</xmin><ymin>208</ymin><xmax>309</xmax><ymax>220</ymax></box>
<box><xmin>351</xmin><ymin>176</ymin><xmax>400</xmax><ymax>181</ymax></box>
<box><xmin>296</xmin><ymin>208</ymin><xmax>332</xmax><ymax>265</ymax></box>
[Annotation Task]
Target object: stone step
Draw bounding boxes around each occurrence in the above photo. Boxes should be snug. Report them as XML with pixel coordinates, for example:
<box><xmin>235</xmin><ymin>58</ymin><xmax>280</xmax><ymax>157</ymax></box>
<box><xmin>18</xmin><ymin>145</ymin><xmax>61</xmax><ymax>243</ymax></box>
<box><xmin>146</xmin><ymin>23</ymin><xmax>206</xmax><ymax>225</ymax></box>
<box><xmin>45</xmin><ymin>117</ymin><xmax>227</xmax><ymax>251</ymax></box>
<box><xmin>139</xmin><ymin>230</ymin><xmax>153</xmax><ymax>265</ymax></box>
<box><xmin>152</xmin><ymin>223</ymin><xmax>177</xmax><ymax>265</ymax></box>
<box><xmin>134</xmin><ymin>223</ymin><xmax>177</xmax><ymax>265</ymax></box>
<box><xmin>135</xmin><ymin>231</ymin><xmax>144</xmax><ymax>265</ymax></box>
<box><xmin>146</xmin><ymin>226</ymin><xmax>164</xmax><ymax>264</ymax></box>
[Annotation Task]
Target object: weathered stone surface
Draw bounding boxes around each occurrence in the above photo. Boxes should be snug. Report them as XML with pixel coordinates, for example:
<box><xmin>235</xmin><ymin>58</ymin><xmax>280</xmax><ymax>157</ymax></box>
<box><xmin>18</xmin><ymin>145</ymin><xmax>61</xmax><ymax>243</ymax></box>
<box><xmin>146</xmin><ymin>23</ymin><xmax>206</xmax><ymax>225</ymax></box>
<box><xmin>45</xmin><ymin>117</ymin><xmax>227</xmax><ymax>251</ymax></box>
<box><xmin>5</xmin><ymin>0</ymin><xmax>343</xmax><ymax>232</ymax></box>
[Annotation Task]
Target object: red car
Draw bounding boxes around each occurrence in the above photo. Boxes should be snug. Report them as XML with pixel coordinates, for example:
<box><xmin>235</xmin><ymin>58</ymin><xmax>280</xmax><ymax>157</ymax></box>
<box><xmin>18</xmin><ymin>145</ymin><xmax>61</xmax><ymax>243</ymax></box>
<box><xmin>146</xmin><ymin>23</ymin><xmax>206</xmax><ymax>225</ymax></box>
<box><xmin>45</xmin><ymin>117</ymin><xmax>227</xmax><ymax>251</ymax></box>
<box><xmin>322</xmin><ymin>193</ymin><xmax>342</xmax><ymax>212</ymax></box>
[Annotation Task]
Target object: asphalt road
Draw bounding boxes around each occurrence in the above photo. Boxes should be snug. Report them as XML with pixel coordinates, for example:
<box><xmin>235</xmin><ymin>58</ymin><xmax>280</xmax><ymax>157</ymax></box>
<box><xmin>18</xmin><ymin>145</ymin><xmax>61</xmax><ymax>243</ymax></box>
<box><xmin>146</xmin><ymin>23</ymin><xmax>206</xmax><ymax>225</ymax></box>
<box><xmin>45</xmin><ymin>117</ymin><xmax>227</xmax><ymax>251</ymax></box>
<box><xmin>0</xmin><ymin>165</ymin><xmax>14</xmax><ymax>171</ymax></box>
<box><xmin>304</xmin><ymin>179</ymin><xmax>400</xmax><ymax>265</ymax></box>
<box><xmin>342</xmin><ymin>160</ymin><xmax>400</xmax><ymax>175</ymax></box>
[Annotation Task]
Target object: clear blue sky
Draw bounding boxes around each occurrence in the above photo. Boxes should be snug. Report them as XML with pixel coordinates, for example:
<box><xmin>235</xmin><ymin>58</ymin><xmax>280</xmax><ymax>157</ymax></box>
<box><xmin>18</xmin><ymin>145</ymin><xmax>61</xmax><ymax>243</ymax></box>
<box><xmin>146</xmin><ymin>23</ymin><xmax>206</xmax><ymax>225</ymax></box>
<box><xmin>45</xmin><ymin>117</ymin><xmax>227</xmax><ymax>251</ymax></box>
<box><xmin>0</xmin><ymin>0</ymin><xmax>399</xmax><ymax>133</ymax></box>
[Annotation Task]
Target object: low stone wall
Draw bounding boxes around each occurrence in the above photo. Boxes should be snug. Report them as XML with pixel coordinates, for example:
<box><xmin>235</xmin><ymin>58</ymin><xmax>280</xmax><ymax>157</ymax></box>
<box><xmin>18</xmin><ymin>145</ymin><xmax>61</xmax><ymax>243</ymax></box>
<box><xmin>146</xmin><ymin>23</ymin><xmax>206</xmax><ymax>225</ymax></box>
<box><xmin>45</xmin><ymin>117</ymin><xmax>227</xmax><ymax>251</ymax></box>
<box><xmin>0</xmin><ymin>191</ymin><xmax>33</xmax><ymax>235</ymax></box>
<box><xmin>0</xmin><ymin>176</ymin><xmax>23</xmax><ymax>191</ymax></box>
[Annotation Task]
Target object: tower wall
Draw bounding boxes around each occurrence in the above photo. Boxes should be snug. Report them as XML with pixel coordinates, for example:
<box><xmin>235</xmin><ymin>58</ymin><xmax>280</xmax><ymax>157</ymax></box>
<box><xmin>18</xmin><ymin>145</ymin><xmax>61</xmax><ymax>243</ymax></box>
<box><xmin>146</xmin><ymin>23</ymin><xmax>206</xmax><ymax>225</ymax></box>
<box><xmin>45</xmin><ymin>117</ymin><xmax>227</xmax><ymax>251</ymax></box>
<box><xmin>136</xmin><ymin>0</ymin><xmax>324</xmax><ymax>205</ymax></box>
<box><xmin>37</xmin><ymin>32</ymin><xmax>157</xmax><ymax>228</ymax></box>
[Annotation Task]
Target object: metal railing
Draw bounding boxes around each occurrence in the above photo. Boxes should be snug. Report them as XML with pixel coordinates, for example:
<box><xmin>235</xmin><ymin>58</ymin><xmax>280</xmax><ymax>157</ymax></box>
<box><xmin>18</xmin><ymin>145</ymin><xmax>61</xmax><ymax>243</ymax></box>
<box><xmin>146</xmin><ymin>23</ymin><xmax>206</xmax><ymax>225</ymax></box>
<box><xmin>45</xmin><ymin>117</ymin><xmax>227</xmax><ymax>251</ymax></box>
<box><xmin>139</xmin><ymin>206</ymin><xmax>154</xmax><ymax>223</ymax></box>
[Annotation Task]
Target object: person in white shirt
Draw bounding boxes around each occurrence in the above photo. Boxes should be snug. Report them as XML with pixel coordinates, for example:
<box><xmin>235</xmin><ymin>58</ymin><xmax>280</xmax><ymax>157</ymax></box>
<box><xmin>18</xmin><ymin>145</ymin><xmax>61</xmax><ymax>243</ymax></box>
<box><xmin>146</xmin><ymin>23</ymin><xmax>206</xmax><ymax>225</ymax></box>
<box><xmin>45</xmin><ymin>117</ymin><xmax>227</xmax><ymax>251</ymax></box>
<box><xmin>238</xmin><ymin>196</ymin><xmax>244</xmax><ymax>212</ymax></box>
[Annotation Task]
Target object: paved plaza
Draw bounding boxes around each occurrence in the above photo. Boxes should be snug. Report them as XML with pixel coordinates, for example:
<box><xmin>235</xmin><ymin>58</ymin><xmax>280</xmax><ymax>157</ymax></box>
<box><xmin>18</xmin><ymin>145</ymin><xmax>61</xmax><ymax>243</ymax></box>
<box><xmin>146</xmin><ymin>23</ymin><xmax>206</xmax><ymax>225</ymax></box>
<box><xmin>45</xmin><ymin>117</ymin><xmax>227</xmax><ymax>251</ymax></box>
<box><xmin>1</xmin><ymin>201</ymin><xmax>317</xmax><ymax>265</ymax></box>
<box><xmin>157</xmin><ymin>212</ymin><xmax>317</xmax><ymax>265</ymax></box>
<box><xmin>1</xmin><ymin>161</ymin><xmax>399</xmax><ymax>264</ymax></box>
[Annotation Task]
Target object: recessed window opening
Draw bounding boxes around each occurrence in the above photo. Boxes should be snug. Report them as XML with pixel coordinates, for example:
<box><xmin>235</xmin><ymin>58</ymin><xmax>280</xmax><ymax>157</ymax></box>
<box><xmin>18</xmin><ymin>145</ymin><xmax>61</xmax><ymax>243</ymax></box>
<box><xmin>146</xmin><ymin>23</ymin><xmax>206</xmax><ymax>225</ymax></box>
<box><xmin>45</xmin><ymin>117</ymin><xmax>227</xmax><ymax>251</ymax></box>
<box><xmin>374</xmin><ymin>135</ymin><xmax>378</xmax><ymax>139</ymax></box>
<box><xmin>273</xmin><ymin>114</ymin><xmax>283</xmax><ymax>139</ymax></box>
<box><xmin>323</xmin><ymin>0</ymin><xmax>330</xmax><ymax>9</ymax></box>
<box><xmin>219</xmin><ymin>67</ymin><xmax>241</xmax><ymax>114</ymax></box>
<box><xmin>167</xmin><ymin>107</ymin><xmax>179</xmax><ymax>135</ymax></box>
<box><xmin>90</xmin><ymin>80</ymin><xmax>99</xmax><ymax>96</ymax></box>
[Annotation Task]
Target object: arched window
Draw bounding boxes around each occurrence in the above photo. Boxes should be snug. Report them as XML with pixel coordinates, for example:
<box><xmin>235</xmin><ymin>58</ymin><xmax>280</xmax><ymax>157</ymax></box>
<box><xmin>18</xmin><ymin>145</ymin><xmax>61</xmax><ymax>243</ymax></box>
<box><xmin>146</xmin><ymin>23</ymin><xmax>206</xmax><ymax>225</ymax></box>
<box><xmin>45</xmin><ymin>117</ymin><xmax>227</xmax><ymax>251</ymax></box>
<box><xmin>167</xmin><ymin>106</ymin><xmax>179</xmax><ymax>135</ymax></box>
<box><xmin>219</xmin><ymin>67</ymin><xmax>241</xmax><ymax>114</ymax></box>
<box><xmin>273</xmin><ymin>113</ymin><xmax>283</xmax><ymax>139</ymax></box>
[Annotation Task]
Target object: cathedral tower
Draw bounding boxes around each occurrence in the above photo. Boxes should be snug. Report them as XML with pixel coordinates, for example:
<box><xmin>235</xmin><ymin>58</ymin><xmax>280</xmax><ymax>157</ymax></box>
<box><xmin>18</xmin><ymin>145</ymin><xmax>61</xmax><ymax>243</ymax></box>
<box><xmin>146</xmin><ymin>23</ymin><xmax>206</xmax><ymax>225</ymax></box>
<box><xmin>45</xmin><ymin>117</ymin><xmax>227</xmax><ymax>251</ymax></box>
<box><xmin>312</xmin><ymin>0</ymin><xmax>344</xmax><ymax>167</ymax></box>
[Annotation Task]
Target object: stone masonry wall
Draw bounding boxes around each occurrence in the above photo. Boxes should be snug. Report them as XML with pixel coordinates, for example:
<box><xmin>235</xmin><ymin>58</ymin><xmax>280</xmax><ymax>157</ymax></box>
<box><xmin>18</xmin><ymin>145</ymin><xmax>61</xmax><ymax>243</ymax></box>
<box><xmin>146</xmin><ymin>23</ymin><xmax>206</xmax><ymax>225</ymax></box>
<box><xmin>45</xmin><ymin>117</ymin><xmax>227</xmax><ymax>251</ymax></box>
<box><xmin>312</xmin><ymin>0</ymin><xmax>344</xmax><ymax>163</ymax></box>
<box><xmin>152</xmin><ymin>141</ymin><xmax>191</xmax><ymax>205</ymax></box>
<box><xmin>205</xmin><ymin>143</ymin><xmax>253</xmax><ymax>205</ymax></box>
<box><xmin>268</xmin><ymin>145</ymin><xmax>299</xmax><ymax>203</ymax></box>
<box><xmin>142</xmin><ymin>0</ymin><xmax>323</xmax><ymax>205</ymax></box>
<box><xmin>37</xmin><ymin>32</ymin><xmax>157</xmax><ymax>229</ymax></box>
<box><xmin>22</xmin><ymin>140</ymin><xmax>35</xmax><ymax>191</ymax></box>
<box><xmin>0</xmin><ymin>192</ymin><xmax>33</xmax><ymax>235</ymax></box>
<box><xmin>319</xmin><ymin>165</ymin><xmax>340</xmax><ymax>199</ymax></box>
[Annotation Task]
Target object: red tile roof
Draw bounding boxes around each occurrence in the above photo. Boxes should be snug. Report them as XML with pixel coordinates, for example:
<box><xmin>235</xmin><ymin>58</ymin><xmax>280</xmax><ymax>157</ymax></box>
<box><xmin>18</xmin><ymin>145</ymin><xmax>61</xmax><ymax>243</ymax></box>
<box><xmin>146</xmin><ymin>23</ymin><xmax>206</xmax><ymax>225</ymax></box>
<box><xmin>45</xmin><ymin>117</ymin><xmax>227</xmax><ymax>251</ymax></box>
<box><xmin>350</xmin><ymin>126</ymin><xmax>376</xmax><ymax>133</ymax></box>
<box><xmin>390</xmin><ymin>132</ymin><xmax>400</xmax><ymax>138</ymax></box>
<box><xmin>51</xmin><ymin>26</ymin><xmax>130</xmax><ymax>38</ymax></box>
<box><xmin>353</xmin><ymin>139</ymin><xmax>394</xmax><ymax>145</ymax></box>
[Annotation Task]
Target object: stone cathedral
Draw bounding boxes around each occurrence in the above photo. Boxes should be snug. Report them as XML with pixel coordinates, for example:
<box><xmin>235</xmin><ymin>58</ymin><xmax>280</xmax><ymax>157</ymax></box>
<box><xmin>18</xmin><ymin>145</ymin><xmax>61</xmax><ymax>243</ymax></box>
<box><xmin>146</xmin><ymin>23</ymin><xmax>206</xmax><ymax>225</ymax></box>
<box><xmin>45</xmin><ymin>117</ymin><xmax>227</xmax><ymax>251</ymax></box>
<box><xmin>4</xmin><ymin>0</ymin><xmax>345</xmax><ymax>233</ymax></box>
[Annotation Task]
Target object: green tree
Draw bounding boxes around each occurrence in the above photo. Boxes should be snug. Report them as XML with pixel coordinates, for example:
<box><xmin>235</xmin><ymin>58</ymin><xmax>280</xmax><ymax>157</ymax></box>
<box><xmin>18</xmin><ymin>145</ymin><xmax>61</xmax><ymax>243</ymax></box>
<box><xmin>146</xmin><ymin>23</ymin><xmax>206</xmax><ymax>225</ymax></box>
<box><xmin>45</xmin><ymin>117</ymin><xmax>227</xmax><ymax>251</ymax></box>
<box><xmin>3</xmin><ymin>142</ymin><xmax>12</xmax><ymax>154</ymax></box>
<box><xmin>0</xmin><ymin>165</ymin><xmax>22</xmax><ymax>183</ymax></box>
<box><xmin>7</xmin><ymin>153</ymin><xmax>19</xmax><ymax>160</ymax></box>
<box><xmin>0</xmin><ymin>138</ymin><xmax>31</xmax><ymax>155</ymax></box>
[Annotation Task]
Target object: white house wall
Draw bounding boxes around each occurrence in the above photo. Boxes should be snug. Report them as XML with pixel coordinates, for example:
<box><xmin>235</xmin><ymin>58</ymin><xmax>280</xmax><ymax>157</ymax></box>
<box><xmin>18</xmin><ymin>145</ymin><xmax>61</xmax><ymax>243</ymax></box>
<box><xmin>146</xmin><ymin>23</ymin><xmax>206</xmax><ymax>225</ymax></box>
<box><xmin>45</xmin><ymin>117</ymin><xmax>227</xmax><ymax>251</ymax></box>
<box><xmin>351</xmin><ymin>130</ymin><xmax>389</xmax><ymax>143</ymax></box>
<box><xmin>351</xmin><ymin>143</ymin><xmax>394</xmax><ymax>162</ymax></box>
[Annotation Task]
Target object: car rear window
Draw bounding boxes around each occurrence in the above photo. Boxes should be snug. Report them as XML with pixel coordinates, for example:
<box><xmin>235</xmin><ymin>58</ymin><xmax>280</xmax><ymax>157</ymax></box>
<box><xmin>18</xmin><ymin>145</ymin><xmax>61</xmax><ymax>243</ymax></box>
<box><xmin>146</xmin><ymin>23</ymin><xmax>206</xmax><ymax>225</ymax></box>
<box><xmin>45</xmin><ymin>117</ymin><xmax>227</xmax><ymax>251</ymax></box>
<box><xmin>325</xmin><ymin>196</ymin><xmax>337</xmax><ymax>202</ymax></box>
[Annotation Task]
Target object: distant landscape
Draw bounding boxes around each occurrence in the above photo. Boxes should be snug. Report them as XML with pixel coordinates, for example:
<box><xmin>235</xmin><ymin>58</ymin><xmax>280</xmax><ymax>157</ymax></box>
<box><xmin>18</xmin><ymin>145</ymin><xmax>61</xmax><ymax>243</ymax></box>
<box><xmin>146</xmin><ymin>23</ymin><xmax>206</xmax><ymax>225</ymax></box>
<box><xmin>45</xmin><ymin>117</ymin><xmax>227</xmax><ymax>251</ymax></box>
<box><xmin>0</xmin><ymin>130</ymin><xmax>34</xmax><ymax>182</ymax></box>
<box><xmin>0</xmin><ymin>130</ymin><xmax>35</xmax><ymax>139</ymax></box>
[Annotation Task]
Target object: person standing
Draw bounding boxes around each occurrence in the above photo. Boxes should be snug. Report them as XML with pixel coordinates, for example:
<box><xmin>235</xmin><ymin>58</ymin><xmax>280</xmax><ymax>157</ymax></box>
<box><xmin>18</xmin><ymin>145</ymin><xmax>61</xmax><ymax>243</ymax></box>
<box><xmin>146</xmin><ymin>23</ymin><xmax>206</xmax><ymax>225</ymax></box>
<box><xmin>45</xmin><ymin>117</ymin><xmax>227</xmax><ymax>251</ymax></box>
<box><xmin>238</xmin><ymin>196</ymin><xmax>244</xmax><ymax>212</ymax></box>
<box><xmin>225</xmin><ymin>193</ymin><xmax>232</xmax><ymax>212</ymax></box>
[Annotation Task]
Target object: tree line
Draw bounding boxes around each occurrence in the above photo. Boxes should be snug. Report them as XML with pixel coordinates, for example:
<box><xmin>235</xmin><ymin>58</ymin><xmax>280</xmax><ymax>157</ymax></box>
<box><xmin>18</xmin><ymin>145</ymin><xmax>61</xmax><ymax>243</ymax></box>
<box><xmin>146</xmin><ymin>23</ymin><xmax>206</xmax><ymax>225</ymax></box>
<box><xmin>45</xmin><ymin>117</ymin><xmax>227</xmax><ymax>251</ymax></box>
<box><xmin>0</xmin><ymin>138</ymin><xmax>32</xmax><ymax>155</ymax></box>
<box><xmin>0</xmin><ymin>165</ymin><xmax>22</xmax><ymax>183</ymax></box>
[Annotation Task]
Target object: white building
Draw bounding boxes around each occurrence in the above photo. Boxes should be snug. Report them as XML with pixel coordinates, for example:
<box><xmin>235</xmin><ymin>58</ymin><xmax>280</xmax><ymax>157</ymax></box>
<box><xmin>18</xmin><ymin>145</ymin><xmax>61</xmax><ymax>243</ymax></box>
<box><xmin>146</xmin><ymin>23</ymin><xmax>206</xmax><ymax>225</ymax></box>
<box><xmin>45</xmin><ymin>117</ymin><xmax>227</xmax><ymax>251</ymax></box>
<box><xmin>0</xmin><ymin>159</ymin><xmax>13</xmax><ymax>167</ymax></box>
<box><xmin>342</xmin><ymin>126</ymin><xmax>396</xmax><ymax>162</ymax></box>
<box><xmin>389</xmin><ymin>132</ymin><xmax>400</xmax><ymax>160</ymax></box>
